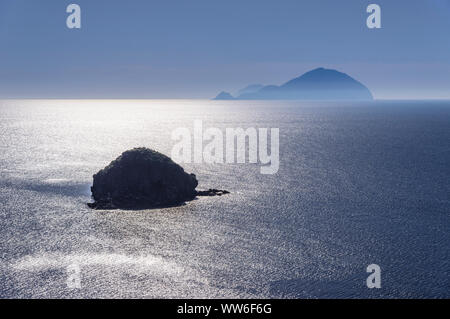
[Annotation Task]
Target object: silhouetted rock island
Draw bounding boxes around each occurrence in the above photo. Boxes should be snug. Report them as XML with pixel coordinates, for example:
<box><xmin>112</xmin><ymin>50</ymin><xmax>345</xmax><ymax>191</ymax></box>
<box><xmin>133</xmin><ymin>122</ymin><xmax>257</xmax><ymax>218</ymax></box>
<box><xmin>214</xmin><ymin>68</ymin><xmax>373</xmax><ymax>101</ymax></box>
<box><xmin>88</xmin><ymin>148</ymin><xmax>229</xmax><ymax>210</ymax></box>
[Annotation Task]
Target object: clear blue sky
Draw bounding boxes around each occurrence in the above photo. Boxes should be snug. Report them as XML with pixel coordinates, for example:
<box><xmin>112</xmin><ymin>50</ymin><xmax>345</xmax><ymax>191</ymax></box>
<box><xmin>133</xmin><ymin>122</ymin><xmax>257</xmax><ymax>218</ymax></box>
<box><xmin>0</xmin><ymin>0</ymin><xmax>449</xmax><ymax>99</ymax></box>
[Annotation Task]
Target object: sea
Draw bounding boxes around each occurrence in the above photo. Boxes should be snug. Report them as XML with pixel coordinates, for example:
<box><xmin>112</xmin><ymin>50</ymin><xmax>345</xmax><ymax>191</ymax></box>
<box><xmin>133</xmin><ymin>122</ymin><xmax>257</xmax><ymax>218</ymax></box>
<box><xmin>0</xmin><ymin>99</ymin><xmax>449</xmax><ymax>298</ymax></box>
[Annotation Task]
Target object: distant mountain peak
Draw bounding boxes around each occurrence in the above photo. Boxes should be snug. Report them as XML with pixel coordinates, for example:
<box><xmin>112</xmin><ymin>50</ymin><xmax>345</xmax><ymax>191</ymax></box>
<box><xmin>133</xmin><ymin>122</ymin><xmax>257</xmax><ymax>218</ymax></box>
<box><xmin>282</xmin><ymin>68</ymin><xmax>355</xmax><ymax>86</ymax></box>
<box><xmin>230</xmin><ymin>68</ymin><xmax>373</xmax><ymax>100</ymax></box>
<box><xmin>212</xmin><ymin>91</ymin><xmax>235</xmax><ymax>100</ymax></box>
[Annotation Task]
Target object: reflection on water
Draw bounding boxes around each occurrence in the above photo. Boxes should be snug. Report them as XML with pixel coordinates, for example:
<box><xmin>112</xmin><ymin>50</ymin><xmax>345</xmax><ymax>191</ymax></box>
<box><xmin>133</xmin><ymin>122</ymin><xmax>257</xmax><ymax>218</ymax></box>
<box><xmin>0</xmin><ymin>178</ymin><xmax>91</xmax><ymax>197</ymax></box>
<box><xmin>0</xmin><ymin>99</ymin><xmax>449</xmax><ymax>298</ymax></box>
<box><xmin>13</xmin><ymin>252</ymin><xmax>208</xmax><ymax>286</ymax></box>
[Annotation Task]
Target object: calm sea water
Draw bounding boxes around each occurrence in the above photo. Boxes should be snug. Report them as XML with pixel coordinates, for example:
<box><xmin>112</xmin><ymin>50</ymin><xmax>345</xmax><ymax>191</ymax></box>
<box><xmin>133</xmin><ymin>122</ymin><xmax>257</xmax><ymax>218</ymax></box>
<box><xmin>0</xmin><ymin>99</ymin><xmax>449</xmax><ymax>298</ymax></box>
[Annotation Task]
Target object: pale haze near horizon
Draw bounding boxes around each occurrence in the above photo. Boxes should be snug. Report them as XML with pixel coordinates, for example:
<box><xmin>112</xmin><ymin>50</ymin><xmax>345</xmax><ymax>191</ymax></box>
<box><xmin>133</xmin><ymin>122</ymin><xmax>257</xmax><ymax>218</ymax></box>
<box><xmin>0</xmin><ymin>0</ymin><xmax>449</xmax><ymax>99</ymax></box>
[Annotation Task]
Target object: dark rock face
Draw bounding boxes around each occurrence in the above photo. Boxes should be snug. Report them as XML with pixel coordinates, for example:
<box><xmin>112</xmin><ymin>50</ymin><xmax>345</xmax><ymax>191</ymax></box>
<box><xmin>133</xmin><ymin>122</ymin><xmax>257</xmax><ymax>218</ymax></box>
<box><xmin>88</xmin><ymin>148</ymin><xmax>199</xmax><ymax>209</ymax></box>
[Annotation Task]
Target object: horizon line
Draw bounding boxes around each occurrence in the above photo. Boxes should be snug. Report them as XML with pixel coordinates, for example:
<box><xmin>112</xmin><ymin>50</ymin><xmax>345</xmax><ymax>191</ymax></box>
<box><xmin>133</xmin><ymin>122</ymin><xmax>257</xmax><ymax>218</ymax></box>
<box><xmin>1</xmin><ymin>98</ymin><xmax>450</xmax><ymax>102</ymax></box>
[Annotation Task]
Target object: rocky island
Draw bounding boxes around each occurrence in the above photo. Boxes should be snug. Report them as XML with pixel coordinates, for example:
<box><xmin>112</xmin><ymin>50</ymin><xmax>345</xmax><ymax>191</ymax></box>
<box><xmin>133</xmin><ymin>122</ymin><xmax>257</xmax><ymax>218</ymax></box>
<box><xmin>88</xmin><ymin>148</ymin><xmax>229</xmax><ymax>210</ymax></box>
<box><xmin>212</xmin><ymin>91</ymin><xmax>235</xmax><ymax>100</ymax></box>
<box><xmin>213</xmin><ymin>68</ymin><xmax>373</xmax><ymax>100</ymax></box>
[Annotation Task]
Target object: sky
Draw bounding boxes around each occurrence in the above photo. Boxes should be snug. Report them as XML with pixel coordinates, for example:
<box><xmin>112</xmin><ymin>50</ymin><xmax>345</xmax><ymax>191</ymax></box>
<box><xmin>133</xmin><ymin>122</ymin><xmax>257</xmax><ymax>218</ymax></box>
<box><xmin>0</xmin><ymin>0</ymin><xmax>449</xmax><ymax>99</ymax></box>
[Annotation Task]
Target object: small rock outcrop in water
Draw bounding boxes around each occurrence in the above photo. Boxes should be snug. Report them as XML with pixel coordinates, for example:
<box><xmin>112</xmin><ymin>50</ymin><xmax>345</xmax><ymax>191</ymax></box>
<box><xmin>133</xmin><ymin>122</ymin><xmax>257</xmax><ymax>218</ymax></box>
<box><xmin>88</xmin><ymin>148</ymin><xmax>228</xmax><ymax>210</ymax></box>
<box><xmin>196</xmin><ymin>189</ymin><xmax>230</xmax><ymax>196</ymax></box>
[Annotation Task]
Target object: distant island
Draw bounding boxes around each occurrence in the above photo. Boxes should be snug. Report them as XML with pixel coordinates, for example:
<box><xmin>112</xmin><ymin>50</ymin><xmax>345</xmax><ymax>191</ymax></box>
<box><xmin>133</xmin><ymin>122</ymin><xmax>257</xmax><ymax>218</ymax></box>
<box><xmin>88</xmin><ymin>148</ymin><xmax>229</xmax><ymax>210</ymax></box>
<box><xmin>213</xmin><ymin>91</ymin><xmax>235</xmax><ymax>100</ymax></box>
<box><xmin>213</xmin><ymin>68</ymin><xmax>373</xmax><ymax>100</ymax></box>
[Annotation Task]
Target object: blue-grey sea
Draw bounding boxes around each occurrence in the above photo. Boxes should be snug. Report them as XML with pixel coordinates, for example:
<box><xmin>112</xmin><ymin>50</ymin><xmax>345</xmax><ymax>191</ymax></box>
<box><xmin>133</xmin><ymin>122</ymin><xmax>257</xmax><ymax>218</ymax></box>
<box><xmin>0</xmin><ymin>99</ymin><xmax>449</xmax><ymax>298</ymax></box>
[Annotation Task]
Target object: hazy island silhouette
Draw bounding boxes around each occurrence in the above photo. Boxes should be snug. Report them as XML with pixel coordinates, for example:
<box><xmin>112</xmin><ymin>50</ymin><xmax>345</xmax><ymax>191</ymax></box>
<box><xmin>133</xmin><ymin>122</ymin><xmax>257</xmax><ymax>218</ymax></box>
<box><xmin>214</xmin><ymin>68</ymin><xmax>373</xmax><ymax>101</ymax></box>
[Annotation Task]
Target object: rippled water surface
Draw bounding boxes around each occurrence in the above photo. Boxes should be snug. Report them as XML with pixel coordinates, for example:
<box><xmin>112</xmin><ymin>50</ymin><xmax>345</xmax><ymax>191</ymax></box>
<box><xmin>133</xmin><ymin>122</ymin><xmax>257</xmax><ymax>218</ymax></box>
<box><xmin>0</xmin><ymin>99</ymin><xmax>449</xmax><ymax>298</ymax></box>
